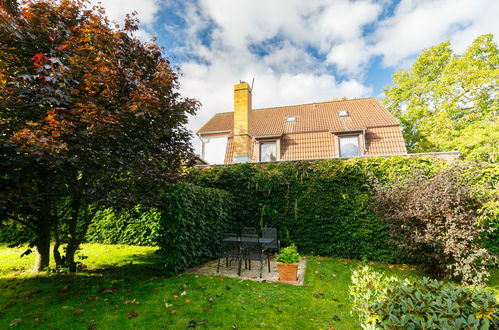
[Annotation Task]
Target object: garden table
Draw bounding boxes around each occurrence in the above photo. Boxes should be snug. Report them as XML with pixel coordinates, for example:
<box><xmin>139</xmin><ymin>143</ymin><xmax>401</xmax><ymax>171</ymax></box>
<box><xmin>221</xmin><ymin>236</ymin><xmax>274</xmax><ymax>276</ymax></box>
<box><xmin>222</xmin><ymin>236</ymin><xmax>274</xmax><ymax>244</ymax></box>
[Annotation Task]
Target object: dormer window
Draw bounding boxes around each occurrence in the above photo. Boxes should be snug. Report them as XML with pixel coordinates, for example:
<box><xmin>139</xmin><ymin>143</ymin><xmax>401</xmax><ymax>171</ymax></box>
<box><xmin>259</xmin><ymin>141</ymin><xmax>277</xmax><ymax>162</ymax></box>
<box><xmin>286</xmin><ymin>116</ymin><xmax>297</xmax><ymax>122</ymax></box>
<box><xmin>339</xmin><ymin>135</ymin><xmax>359</xmax><ymax>158</ymax></box>
<box><xmin>338</xmin><ymin>110</ymin><xmax>348</xmax><ymax>117</ymax></box>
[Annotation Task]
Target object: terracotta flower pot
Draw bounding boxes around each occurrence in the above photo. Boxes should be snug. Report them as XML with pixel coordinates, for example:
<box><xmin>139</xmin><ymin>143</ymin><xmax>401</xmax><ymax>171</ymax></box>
<box><xmin>277</xmin><ymin>262</ymin><xmax>298</xmax><ymax>284</ymax></box>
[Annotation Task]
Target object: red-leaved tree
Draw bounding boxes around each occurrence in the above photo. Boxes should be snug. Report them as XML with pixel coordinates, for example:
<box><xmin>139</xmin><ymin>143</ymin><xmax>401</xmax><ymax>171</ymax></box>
<box><xmin>0</xmin><ymin>0</ymin><xmax>199</xmax><ymax>271</ymax></box>
<box><xmin>371</xmin><ymin>165</ymin><xmax>496</xmax><ymax>286</ymax></box>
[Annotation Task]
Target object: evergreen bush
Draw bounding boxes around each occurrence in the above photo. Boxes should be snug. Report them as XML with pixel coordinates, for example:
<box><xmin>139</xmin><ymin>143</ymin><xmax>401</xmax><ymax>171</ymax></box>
<box><xmin>155</xmin><ymin>183</ymin><xmax>232</xmax><ymax>274</ymax></box>
<box><xmin>350</xmin><ymin>266</ymin><xmax>499</xmax><ymax>329</ymax></box>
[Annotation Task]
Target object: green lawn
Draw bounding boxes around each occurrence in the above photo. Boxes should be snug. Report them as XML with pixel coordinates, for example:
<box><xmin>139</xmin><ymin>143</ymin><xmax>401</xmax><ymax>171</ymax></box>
<box><xmin>0</xmin><ymin>244</ymin><xmax>497</xmax><ymax>329</ymax></box>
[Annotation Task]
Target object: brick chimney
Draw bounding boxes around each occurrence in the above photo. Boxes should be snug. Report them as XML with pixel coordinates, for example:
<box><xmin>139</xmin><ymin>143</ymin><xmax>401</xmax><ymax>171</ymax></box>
<box><xmin>233</xmin><ymin>81</ymin><xmax>252</xmax><ymax>163</ymax></box>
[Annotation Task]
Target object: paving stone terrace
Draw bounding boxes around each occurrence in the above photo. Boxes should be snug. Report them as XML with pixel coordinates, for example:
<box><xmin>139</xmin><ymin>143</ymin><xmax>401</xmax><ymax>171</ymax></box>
<box><xmin>184</xmin><ymin>257</ymin><xmax>307</xmax><ymax>286</ymax></box>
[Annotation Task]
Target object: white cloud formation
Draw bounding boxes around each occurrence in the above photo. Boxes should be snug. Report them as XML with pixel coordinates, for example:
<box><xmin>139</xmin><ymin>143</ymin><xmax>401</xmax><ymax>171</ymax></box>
<box><xmin>89</xmin><ymin>0</ymin><xmax>161</xmax><ymax>40</ymax></box>
<box><xmin>372</xmin><ymin>0</ymin><xmax>499</xmax><ymax>66</ymax></box>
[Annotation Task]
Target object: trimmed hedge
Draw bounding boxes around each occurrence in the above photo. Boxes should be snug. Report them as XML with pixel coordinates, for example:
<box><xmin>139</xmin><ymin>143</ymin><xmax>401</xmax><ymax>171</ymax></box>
<box><xmin>350</xmin><ymin>266</ymin><xmax>499</xmax><ymax>329</ymax></box>
<box><xmin>156</xmin><ymin>182</ymin><xmax>232</xmax><ymax>274</ymax></box>
<box><xmin>85</xmin><ymin>205</ymin><xmax>161</xmax><ymax>246</ymax></box>
<box><xmin>190</xmin><ymin>158</ymin><xmax>498</xmax><ymax>262</ymax></box>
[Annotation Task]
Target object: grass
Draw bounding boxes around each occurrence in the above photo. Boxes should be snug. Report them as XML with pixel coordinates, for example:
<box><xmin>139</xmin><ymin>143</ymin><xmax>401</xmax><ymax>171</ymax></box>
<box><xmin>0</xmin><ymin>244</ymin><xmax>497</xmax><ymax>329</ymax></box>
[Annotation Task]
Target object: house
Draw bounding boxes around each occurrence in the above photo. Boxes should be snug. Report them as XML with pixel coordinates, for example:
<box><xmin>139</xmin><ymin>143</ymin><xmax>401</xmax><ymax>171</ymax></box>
<box><xmin>197</xmin><ymin>81</ymin><xmax>407</xmax><ymax>165</ymax></box>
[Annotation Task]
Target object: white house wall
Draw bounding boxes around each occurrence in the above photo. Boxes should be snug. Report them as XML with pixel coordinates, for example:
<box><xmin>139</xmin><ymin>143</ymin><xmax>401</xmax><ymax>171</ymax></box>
<box><xmin>202</xmin><ymin>135</ymin><xmax>228</xmax><ymax>165</ymax></box>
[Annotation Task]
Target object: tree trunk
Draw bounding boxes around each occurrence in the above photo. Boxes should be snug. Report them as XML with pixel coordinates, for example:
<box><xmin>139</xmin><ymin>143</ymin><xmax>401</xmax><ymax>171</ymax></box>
<box><xmin>33</xmin><ymin>224</ymin><xmax>51</xmax><ymax>272</ymax></box>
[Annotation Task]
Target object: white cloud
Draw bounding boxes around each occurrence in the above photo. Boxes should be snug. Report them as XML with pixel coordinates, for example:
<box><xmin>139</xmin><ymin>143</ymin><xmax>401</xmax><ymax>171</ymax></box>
<box><xmin>88</xmin><ymin>0</ymin><xmax>161</xmax><ymax>40</ymax></box>
<box><xmin>372</xmin><ymin>0</ymin><xmax>499</xmax><ymax>66</ymax></box>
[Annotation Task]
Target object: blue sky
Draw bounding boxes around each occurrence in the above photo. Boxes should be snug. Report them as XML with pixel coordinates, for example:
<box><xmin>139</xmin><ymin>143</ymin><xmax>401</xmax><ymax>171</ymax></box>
<box><xmin>91</xmin><ymin>0</ymin><xmax>498</xmax><ymax>151</ymax></box>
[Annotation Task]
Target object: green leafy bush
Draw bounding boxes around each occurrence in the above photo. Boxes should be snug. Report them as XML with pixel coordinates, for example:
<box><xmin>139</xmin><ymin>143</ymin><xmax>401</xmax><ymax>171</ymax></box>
<box><xmin>156</xmin><ymin>183</ymin><xmax>232</xmax><ymax>274</ymax></box>
<box><xmin>350</xmin><ymin>266</ymin><xmax>499</xmax><ymax>329</ymax></box>
<box><xmin>275</xmin><ymin>244</ymin><xmax>299</xmax><ymax>264</ymax></box>
<box><xmin>190</xmin><ymin>159</ymin><xmax>497</xmax><ymax>265</ymax></box>
<box><xmin>85</xmin><ymin>205</ymin><xmax>161</xmax><ymax>246</ymax></box>
<box><xmin>371</xmin><ymin>165</ymin><xmax>496</xmax><ymax>285</ymax></box>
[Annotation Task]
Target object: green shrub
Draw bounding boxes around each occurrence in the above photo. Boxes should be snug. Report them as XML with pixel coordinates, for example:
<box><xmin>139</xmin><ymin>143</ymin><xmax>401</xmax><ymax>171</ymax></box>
<box><xmin>350</xmin><ymin>266</ymin><xmax>499</xmax><ymax>329</ymax></box>
<box><xmin>190</xmin><ymin>159</ymin><xmax>498</xmax><ymax>264</ymax></box>
<box><xmin>275</xmin><ymin>244</ymin><xmax>299</xmax><ymax>264</ymax></box>
<box><xmin>156</xmin><ymin>183</ymin><xmax>232</xmax><ymax>274</ymax></box>
<box><xmin>85</xmin><ymin>205</ymin><xmax>160</xmax><ymax>246</ymax></box>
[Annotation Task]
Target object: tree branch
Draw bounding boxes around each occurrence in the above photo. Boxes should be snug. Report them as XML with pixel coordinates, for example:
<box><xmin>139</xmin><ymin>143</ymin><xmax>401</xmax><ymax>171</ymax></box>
<box><xmin>6</xmin><ymin>213</ymin><xmax>37</xmax><ymax>233</ymax></box>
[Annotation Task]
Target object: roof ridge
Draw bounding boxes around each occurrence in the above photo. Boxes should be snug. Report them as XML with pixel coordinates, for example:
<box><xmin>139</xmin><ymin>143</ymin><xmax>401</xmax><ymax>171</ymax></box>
<box><xmin>251</xmin><ymin>96</ymin><xmax>377</xmax><ymax>111</ymax></box>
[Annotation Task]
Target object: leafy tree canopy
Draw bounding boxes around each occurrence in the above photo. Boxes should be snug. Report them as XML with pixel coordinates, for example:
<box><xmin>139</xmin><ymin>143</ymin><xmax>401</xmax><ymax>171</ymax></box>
<box><xmin>0</xmin><ymin>0</ymin><xmax>199</xmax><ymax>271</ymax></box>
<box><xmin>383</xmin><ymin>34</ymin><xmax>499</xmax><ymax>162</ymax></box>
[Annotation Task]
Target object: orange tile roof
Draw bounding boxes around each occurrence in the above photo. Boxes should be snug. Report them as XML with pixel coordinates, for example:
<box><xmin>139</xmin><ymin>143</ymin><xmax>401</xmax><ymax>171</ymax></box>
<box><xmin>197</xmin><ymin>97</ymin><xmax>400</xmax><ymax>136</ymax></box>
<box><xmin>198</xmin><ymin>97</ymin><xmax>407</xmax><ymax>163</ymax></box>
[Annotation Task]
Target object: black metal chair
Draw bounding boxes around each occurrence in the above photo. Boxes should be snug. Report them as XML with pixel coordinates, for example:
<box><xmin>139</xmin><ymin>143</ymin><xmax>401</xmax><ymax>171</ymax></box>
<box><xmin>262</xmin><ymin>228</ymin><xmax>280</xmax><ymax>254</ymax></box>
<box><xmin>241</xmin><ymin>234</ymin><xmax>270</xmax><ymax>278</ymax></box>
<box><xmin>241</xmin><ymin>227</ymin><xmax>257</xmax><ymax>236</ymax></box>
<box><xmin>217</xmin><ymin>233</ymin><xmax>242</xmax><ymax>275</ymax></box>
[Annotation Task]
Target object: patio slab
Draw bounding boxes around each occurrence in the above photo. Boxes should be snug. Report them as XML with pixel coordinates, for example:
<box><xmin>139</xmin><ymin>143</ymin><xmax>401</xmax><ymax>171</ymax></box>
<box><xmin>184</xmin><ymin>257</ymin><xmax>307</xmax><ymax>286</ymax></box>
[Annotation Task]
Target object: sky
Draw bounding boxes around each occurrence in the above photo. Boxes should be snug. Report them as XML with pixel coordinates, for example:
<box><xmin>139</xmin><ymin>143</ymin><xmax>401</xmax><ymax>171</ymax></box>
<box><xmin>90</xmin><ymin>0</ymin><xmax>499</xmax><ymax>153</ymax></box>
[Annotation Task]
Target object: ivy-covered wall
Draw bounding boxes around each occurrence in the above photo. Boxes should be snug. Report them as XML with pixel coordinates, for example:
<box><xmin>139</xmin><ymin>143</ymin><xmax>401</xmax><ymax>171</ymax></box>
<box><xmin>189</xmin><ymin>157</ymin><xmax>498</xmax><ymax>262</ymax></box>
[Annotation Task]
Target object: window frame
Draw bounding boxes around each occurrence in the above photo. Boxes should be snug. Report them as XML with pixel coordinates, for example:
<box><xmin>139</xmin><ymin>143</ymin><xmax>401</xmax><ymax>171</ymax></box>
<box><xmin>338</xmin><ymin>134</ymin><xmax>361</xmax><ymax>158</ymax></box>
<box><xmin>258</xmin><ymin>139</ymin><xmax>279</xmax><ymax>162</ymax></box>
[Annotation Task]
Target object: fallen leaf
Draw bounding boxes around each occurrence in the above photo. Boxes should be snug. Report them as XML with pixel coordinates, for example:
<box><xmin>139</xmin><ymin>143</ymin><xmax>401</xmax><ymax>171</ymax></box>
<box><xmin>100</xmin><ymin>288</ymin><xmax>120</xmax><ymax>294</ymax></box>
<box><xmin>180</xmin><ymin>291</ymin><xmax>187</xmax><ymax>296</ymax></box>
<box><xmin>208</xmin><ymin>297</ymin><xmax>214</xmax><ymax>302</ymax></box>
<box><xmin>259</xmin><ymin>322</ymin><xmax>266</xmax><ymax>327</ymax></box>
<box><xmin>173</xmin><ymin>295</ymin><xmax>179</xmax><ymax>299</ymax></box>
<box><xmin>9</xmin><ymin>319</ymin><xmax>22</xmax><ymax>327</ymax></box>
<box><xmin>219</xmin><ymin>278</ymin><xmax>225</xmax><ymax>282</ymax></box>
<box><xmin>170</xmin><ymin>310</ymin><xmax>176</xmax><ymax>314</ymax></box>
<box><xmin>199</xmin><ymin>319</ymin><xmax>208</xmax><ymax>325</ymax></box>
<box><xmin>185</xmin><ymin>299</ymin><xmax>191</xmax><ymax>303</ymax></box>
<box><xmin>61</xmin><ymin>285</ymin><xmax>69</xmax><ymax>291</ymax></box>
<box><xmin>127</xmin><ymin>312</ymin><xmax>138</xmax><ymax>319</ymax></box>
<box><xmin>71</xmin><ymin>309</ymin><xmax>85</xmax><ymax>315</ymax></box>
<box><xmin>124</xmin><ymin>299</ymin><xmax>140</xmax><ymax>305</ymax></box>
<box><xmin>232</xmin><ymin>324</ymin><xmax>238</xmax><ymax>328</ymax></box>
<box><xmin>24</xmin><ymin>289</ymin><xmax>42</xmax><ymax>298</ymax></box>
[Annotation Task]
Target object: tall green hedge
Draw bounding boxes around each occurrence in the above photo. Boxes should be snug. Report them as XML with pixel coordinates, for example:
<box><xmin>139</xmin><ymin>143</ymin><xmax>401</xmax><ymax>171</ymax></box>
<box><xmin>85</xmin><ymin>205</ymin><xmax>161</xmax><ymax>246</ymax></box>
<box><xmin>190</xmin><ymin>157</ymin><xmax>498</xmax><ymax>262</ymax></box>
<box><xmin>156</xmin><ymin>182</ymin><xmax>232</xmax><ymax>274</ymax></box>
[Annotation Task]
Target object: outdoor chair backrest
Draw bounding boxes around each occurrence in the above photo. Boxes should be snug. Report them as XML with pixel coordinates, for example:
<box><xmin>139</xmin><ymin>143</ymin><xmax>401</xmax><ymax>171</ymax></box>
<box><xmin>262</xmin><ymin>227</ymin><xmax>278</xmax><ymax>250</ymax></box>
<box><xmin>241</xmin><ymin>227</ymin><xmax>257</xmax><ymax>236</ymax></box>
<box><xmin>241</xmin><ymin>234</ymin><xmax>261</xmax><ymax>258</ymax></box>
<box><xmin>220</xmin><ymin>232</ymin><xmax>239</xmax><ymax>255</ymax></box>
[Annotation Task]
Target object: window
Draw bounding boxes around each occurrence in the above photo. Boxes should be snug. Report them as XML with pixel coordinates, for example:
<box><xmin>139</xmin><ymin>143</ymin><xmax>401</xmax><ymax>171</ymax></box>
<box><xmin>260</xmin><ymin>141</ymin><xmax>277</xmax><ymax>162</ymax></box>
<box><xmin>338</xmin><ymin>110</ymin><xmax>348</xmax><ymax>117</ymax></box>
<box><xmin>339</xmin><ymin>135</ymin><xmax>359</xmax><ymax>158</ymax></box>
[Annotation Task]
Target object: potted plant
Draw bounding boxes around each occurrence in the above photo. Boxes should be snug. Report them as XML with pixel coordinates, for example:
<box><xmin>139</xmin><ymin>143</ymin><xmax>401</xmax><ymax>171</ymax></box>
<box><xmin>275</xmin><ymin>244</ymin><xmax>300</xmax><ymax>284</ymax></box>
